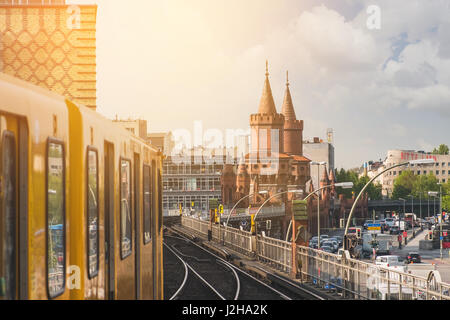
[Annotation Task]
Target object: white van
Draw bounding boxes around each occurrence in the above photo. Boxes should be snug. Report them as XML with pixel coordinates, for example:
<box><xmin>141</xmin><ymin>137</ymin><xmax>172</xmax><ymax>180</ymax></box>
<box><xmin>384</xmin><ymin>218</ymin><xmax>395</xmax><ymax>227</ymax></box>
<box><xmin>375</xmin><ymin>255</ymin><xmax>402</xmax><ymax>268</ymax></box>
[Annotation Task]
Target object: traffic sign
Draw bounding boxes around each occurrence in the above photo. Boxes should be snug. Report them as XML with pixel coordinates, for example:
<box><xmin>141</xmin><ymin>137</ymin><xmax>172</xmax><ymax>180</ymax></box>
<box><xmin>440</xmin><ymin>236</ymin><xmax>444</xmax><ymax>241</ymax></box>
<box><xmin>443</xmin><ymin>232</ymin><xmax>448</xmax><ymax>237</ymax></box>
<box><xmin>367</xmin><ymin>223</ymin><xmax>381</xmax><ymax>234</ymax></box>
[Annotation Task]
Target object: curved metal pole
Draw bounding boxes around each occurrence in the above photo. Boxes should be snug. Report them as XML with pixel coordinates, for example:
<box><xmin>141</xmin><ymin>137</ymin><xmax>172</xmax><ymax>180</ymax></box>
<box><xmin>225</xmin><ymin>192</ymin><xmax>258</xmax><ymax>227</ymax></box>
<box><xmin>252</xmin><ymin>189</ymin><xmax>304</xmax><ymax>235</ymax></box>
<box><xmin>344</xmin><ymin>162</ymin><xmax>410</xmax><ymax>237</ymax></box>
<box><xmin>285</xmin><ymin>185</ymin><xmax>333</xmax><ymax>242</ymax></box>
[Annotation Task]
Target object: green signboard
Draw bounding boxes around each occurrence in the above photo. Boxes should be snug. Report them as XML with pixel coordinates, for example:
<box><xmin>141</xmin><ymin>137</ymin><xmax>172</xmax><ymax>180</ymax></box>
<box><xmin>209</xmin><ymin>199</ymin><xmax>219</xmax><ymax>210</ymax></box>
<box><xmin>293</xmin><ymin>200</ymin><xmax>308</xmax><ymax>221</ymax></box>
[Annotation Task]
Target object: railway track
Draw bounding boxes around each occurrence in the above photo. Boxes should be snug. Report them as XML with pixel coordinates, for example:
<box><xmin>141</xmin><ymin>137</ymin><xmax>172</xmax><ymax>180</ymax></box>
<box><xmin>164</xmin><ymin>231</ymin><xmax>326</xmax><ymax>300</ymax></box>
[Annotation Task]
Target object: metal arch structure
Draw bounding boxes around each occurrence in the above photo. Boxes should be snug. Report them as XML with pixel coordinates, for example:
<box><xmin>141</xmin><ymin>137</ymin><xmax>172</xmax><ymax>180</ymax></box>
<box><xmin>224</xmin><ymin>191</ymin><xmax>267</xmax><ymax>227</ymax></box>
<box><xmin>343</xmin><ymin>162</ymin><xmax>411</xmax><ymax>248</ymax></box>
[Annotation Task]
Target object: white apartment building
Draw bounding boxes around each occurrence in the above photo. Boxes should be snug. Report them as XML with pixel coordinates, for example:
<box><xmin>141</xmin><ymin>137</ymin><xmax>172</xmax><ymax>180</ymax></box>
<box><xmin>367</xmin><ymin>150</ymin><xmax>450</xmax><ymax>197</ymax></box>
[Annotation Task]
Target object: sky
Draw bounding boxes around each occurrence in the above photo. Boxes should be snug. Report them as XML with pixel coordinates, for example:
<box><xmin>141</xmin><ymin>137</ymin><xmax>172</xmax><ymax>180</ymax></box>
<box><xmin>68</xmin><ymin>0</ymin><xmax>450</xmax><ymax>169</ymax></box>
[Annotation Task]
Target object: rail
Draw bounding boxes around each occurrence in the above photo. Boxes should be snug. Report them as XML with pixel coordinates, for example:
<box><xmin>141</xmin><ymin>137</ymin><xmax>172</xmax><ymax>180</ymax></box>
<box><xmin>256</xmin><ymin>234</ymin><xmax>292</xmax><ymax>274</ymax></box>
<box><xmin>180</xmin><ymin>216</ymin><xmax>450</xmax><ymax>300</ymax></box>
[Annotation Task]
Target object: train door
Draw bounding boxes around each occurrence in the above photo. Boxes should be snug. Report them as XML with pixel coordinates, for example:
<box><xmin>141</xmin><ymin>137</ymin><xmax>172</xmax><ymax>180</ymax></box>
<box><xmin>151</xmin><ymin>160</ymin><xmax>157</xmax><ymax>298</ymax></box>
<box><xmin>104</xmin><ymin>142</ymin><xmax>115</xmax><ymax>299</ymax></box>
<box><xmin>134</xmin><ymin>153</ymin><xmax>140</xmax><ymax>299</ymax></box>
<box><xmin>0</xmin><ymin>117</ymin><xmax>28</xmax><ymax>300</ymax></box>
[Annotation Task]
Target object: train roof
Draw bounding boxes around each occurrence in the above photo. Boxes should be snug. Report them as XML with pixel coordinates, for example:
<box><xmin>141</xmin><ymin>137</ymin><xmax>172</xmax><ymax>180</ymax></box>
<box><xmin>0</xmin><ymin>73</ymin><xmax>160</xmax><ymax>154</ymax></box>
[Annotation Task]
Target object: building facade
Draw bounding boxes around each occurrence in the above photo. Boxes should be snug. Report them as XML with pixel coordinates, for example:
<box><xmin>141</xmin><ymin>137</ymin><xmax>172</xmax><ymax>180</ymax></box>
<box><xmin>112</xmin><ymin>118</ymin><xmax>148</xmax><ymax>140</ymax></box>
<box><xmin>381</xmin><ymin>150</ymin><xmax>450</xmax><ymax>197</ymax></box>
<box><xmin>162</xmin><ymin>146</ymin><xmax>231</xmax><ymax>216</ymax></box>
<box><xmin>303</xmin><ymin>136</ymin><xmax>335</xmax><ymax>190</ymax></box>
<box><xmin>0</xmin><ymin>1</ymin><xmax>97</xmax><ymax>109</ymax></box>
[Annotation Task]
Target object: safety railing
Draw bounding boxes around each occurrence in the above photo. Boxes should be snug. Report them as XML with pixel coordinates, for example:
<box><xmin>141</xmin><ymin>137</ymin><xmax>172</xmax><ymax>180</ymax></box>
<box><xmin>181</xmin><ymin>216</ymin><xmax>209</xmax><ymax>237</ymax></box>
<box><xmin>256</xmin><ymin>235</ymin><xmax>292</xmax><ymax>274</ymax></box>
<box><xmin>297</xmin><ymin>246</ymin><xmax>450</xmax><ymax>300</ymax></box>
<box><xmin>219</xmin><ymin>225</ymin><xmax>254</xmax><ymax>255</ymax></box>
<box><xmin>180</xmin><ymin>216</ymin><xmax>450</xmax><ymax>300</ymax></box>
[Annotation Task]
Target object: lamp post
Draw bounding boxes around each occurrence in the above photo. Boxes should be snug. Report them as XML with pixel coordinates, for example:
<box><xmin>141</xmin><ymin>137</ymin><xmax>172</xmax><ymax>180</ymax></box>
<box><xmin>399</xmin><ymin>198</ymin><xmax>406</xmax><ymax>238</ymax></box>
<box><xmin>311</xmin><ymin>161</ymin><xmax>327</xmax><ymax>249</ymax></box>
<box><xmin>253</xmin><ymin>189</ymin><xmax>304</xmax><ymax>234</ymax></box>
<box><xmin>285</xmin><ymin>182</ymin><xmax>354</xmax><ymax>242</ymax></box>
<box><xmin>407</xmin><ymin>195</ymin><xmax>415</xmax><ymax>237</ymax></box>
<box><xmin>224</xmin><ymin>190</ymin><xmax>268</xmax><ymax>227</ymax></box>
<box><xmin>428</xmin><ymin>189</ymin><xmax>442</xmax><ymax>259</ymax></box>
<box><xmin>440</xmin><ymin>184</ymin><xmax>443</xmax><ymax>261</ymax></box>
<box><xmin>343</xmin><ymin>158</ymin><xmax>435</xmax><ymax>250</ymax></box>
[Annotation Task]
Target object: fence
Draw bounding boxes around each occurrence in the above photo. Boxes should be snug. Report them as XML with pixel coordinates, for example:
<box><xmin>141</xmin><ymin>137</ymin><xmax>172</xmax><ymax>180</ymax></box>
<box><xmin>180</xmin><ymin>216</ymin><xmax>450</xmax><ymax>300</ymax></box>
<box><xmin>256</xmin><ymin>235</ymin><xmax>292</xmax><ymax>274</ymax></box>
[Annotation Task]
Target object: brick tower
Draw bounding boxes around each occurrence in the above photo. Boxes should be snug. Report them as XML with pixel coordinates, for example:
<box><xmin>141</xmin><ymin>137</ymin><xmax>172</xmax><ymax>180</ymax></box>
<box><xmin>282</xmin><ymin>71</ymin><xmax>304</xmax><ymax>156</ymax></box>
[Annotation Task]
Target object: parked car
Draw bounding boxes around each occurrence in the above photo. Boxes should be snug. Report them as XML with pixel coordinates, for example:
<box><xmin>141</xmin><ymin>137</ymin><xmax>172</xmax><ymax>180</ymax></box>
<box><xmin>375</xmin><ymin>255</ymin><xmax>402</xmax><ymax>267</ymax></box>
<box><xmin>363</xmin><ymin>220</ymin><xmax>374</xmax><ymax>230</ymax></box>
<box><xmin>334</xmin><ymin>236</ymin><xmax>343</xmax><ymax>246</ymax></box>
<box><xmin>390</xmin><ymin>226</ymin><xmax>400</xmax><ymax>235</ymax></box>
<box><xmin>384</xmin><ymin>218</ymin><xmax>395</xmax><ymax>228</ymax></box>
<box><xmin>406</xmin><ymin>252</ymin><xmax>421</xmax><ymax>264</ymax></box>
<box><xmin>325</xmin><ymin>240</ymin><xmax>339</xmax><ymax>252</ymax></box>
<box><xmin>321</xmin><ymin>245</ymin><xmax>334</xmax><ymax>253</ymax></box>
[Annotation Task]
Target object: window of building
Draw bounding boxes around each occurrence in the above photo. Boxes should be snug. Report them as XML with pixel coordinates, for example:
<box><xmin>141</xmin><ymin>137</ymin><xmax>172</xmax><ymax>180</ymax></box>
<box><xmin>393</xmin><ymin>171</ymin><xmax>397</xmax><ymax>176</ymax></box>
<box><xmin>417</xmin><ymin>171</ymin><xmax>421</xmax><ymax>175</ymax></box>
<box><xmin>87</xmin><ymin>148</ymin><xmax>99</xmax><ymax>278</ymax></box>
<box><xmin>47</xmin><ymin>140</ymin><xmax>66</xmax><ymax>298</ymax></box>
<box><xmin>143</xmin><ymin>164</ymin><xmax>152</xmax><ymax>244</ymax></box>
<box><xmin>120</xmin><ymin>159</ymin><xmax>132</xmax><ymax>259</ymax></box>
<box><xmin>436</xmin><ymin>170</ymin><xmax>439</xmax><ymax>175</ymax></box>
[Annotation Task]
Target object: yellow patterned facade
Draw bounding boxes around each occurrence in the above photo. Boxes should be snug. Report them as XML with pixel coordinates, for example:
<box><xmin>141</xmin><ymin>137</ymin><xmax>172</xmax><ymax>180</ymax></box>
<box><xmin>0</xmin><ymin>5</ymin><xmax>97</xmax><ymax>109</ymax></box>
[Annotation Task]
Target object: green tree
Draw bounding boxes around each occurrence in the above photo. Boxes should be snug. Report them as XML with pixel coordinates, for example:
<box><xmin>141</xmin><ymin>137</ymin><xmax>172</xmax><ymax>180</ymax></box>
<box><xmin>412</xmin><ymin>173</ymin><xmax>439</xmax><ymax>199</ymax></box>
<box><xmin>392</xmin><ymin>171</ymin><xmax>416</xmax><ymax>199</ymax></box>
<box><xmin>334</xmin><ymin>168</ymin><xmax>382</xmax><ymax>200</ymax></box>
<box><xmin>443</xmin><ymin>180</ymin><xmax>450</xmax><ymax>211</ymax></box>
<box><xmin>432</xmin><ymin>144</ymin><xmax>449</xmax><ymax>155</ymax></box>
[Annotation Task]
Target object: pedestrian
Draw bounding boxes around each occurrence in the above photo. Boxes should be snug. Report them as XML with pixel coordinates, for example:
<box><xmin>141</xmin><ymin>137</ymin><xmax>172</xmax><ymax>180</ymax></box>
<box><xmin>398</xmin><ymin>234</ymin><xmax>402</xmax><ymax>249</ymax></box>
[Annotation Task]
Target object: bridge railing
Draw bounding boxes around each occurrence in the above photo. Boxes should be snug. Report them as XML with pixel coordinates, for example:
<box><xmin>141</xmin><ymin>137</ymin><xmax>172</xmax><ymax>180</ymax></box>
<box><xmin>180</xmin><ymin>216</ymin><xmax>450</xmax><ymax>300</ymax></box>
<box><xmin>181</xmin><ymin>216</ymin><xmax>209</xmax><ymax>237</ymax></box>
<box><xmin>220</xmin><ymin>226</ymin><xmax>253</xmax><ymax>255</ymax></box>
<box><xmin>256</xmin><ymin>234</ymin><xmax>292</xmax><ymax>274</ymax></box>
<box><xmin>297</xmin><ymin>246</ymin><xmax>450</xmax><ymax>300</ymax></box>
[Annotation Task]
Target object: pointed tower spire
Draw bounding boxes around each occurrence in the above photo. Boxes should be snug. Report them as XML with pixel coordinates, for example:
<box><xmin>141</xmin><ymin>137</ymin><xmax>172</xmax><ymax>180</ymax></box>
<box><xmin>257</xmin><ymin>60</ymin><xmax>277</xmax><ymax>114</ymax></box>
<box><xmin>281</xmin><ymin>70</ymin><xmax>297</xmax><ymax>121</ymax></box>
<box><xmin>329</xmin><ymin>169</ymin><xmax>336</xmax><ymax>184</ymax></box>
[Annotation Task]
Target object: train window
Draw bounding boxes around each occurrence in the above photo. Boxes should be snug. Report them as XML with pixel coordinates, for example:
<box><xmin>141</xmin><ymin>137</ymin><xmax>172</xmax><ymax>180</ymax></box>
<box><xmin>143</xmin><ymin>164</ymin><xmax>152</xmax><ymax>244</ymax></box>
<box><xmin>47</xmin><ymin>140</ymin><xmax>66</xmax><ymax>298</ymax></box>
<box><xmin>87</xmin><ymin>148</ymin><xmax>99</xmax><ymax>278</ymax></box>
<box><xmin>2</xmin><ymin>132</ymin><xmax>17</xmax><ymax>299</ymax></box>
<box><xmin>120</xmin><ymin>159</ymin><xmax>132</xmax><ymax>259</ymax></box>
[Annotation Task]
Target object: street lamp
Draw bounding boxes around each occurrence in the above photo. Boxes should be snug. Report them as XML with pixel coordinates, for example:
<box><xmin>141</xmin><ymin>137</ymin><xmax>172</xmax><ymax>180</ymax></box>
<box><xmin>224</xmin><ymin>190</ymin><xmax>268</xmax><ymax>227</ymax></box>
<box><xmin>407</xmin><ymin>195</ymin><xmax>415</xmax><ymax>237</ymax></box>
<box><xmin>285</xmin><ymin>181</ymin><xmax>354</xmax><ymax>242</ymax></box>
<box><xmin>252</xmin><ymin>189</ymin><xmax>304</xmax><ymax>235</ymax></box>
<box><xmin>439</xmin><ymin>183</ymin><xmax>443</xmax><ymax>261</ymax></box>
<box><xmin>399</xmin><ymin>198</ymin><xmax>406</xmax><ymax>235</ymax></box>
<box><xmin>343</xmin><ymin>158</ymin><xmax>435</xmax><ymax>250</ymax></box>
<box><xmin>311</xmin><ymin>161</ymin><xmax>327</xmax><ymax>249</ymax></box>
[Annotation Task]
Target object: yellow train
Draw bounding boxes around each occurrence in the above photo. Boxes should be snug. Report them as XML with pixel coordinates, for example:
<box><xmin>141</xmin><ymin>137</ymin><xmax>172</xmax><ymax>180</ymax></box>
<box><xmin>0</xmin><ymin>73</ymin><xmax>163</xmax><ymax>300</ymax></box>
